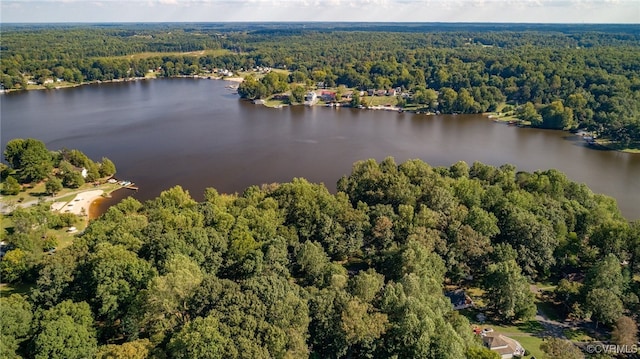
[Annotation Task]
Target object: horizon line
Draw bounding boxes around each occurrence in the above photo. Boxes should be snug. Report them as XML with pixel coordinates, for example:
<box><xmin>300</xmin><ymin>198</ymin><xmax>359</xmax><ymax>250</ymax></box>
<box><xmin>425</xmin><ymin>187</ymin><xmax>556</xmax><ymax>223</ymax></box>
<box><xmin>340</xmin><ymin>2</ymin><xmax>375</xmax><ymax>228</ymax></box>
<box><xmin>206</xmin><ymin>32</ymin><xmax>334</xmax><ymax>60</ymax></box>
<box><xmin>3</xmin><ymin>21</ymin><xmax>639</xmax><ymax>25</ymax></box>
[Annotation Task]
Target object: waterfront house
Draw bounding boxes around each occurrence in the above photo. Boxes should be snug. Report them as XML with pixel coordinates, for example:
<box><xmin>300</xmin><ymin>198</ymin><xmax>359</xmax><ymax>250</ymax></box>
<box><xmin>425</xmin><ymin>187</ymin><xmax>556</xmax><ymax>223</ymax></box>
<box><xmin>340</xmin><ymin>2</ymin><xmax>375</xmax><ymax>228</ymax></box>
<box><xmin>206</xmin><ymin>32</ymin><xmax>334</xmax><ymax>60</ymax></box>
<box><xmin>320</xmin><ymin>91</ymin><xmax>336</xmax><ymax>102</ymax></box>
<box><xmin>304</xmin><ymin>91</ymin><xmax>318</xmax><ymax>106</ymax></box>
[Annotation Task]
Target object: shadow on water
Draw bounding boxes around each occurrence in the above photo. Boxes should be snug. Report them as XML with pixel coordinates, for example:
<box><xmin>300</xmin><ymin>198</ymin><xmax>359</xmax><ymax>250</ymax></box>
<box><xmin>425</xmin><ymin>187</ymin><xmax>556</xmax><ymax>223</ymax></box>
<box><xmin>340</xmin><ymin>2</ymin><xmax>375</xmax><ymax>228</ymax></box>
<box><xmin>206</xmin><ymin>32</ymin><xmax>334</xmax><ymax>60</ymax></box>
<box><xmin>560</xmin><ymin>133</ymin><xmax>620</xmax><ymax>151</ymax></box>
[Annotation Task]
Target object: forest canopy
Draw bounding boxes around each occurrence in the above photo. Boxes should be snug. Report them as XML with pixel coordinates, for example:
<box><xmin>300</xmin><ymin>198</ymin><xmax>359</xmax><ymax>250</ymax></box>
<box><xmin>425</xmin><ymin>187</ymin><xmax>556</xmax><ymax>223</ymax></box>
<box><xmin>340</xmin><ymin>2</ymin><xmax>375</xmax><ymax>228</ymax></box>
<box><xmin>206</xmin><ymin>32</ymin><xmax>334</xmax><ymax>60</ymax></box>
<box><xmin>1</xmin><ymin>158</ymin><xmax>638</xmax><ymax>358</ymax></box>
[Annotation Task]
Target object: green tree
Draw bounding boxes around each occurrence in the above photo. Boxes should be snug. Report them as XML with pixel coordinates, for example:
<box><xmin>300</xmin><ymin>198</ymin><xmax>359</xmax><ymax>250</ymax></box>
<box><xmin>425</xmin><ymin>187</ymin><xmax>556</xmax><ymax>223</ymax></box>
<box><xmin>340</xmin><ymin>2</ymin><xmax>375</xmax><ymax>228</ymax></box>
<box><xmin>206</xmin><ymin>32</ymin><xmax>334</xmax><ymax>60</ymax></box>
<box><xmin>350</xmin><ymin>91</ymin><xmax>361</xmax><ymax>107</ymax></box>
<box><xmin>341</xmin><ymin>298</ymin><xmax>388</xmax><ymax>346</ymax></box>
<box><xmin>95</xmin><ymin>339</ymin><xmax>152</xmax><ymax>359</ymax></box>
<box><xmin>63</xmin><ymin>170</ymin><xmax>85</xmax><ymax>188</ymax></box>
<box><xmin>31</xmin><ymin>300</ymin><xmax>97</xmax><ymax>359</ymax></box>
<box><xmin>467</xmin><ymin>346</ymin><xmax>500</xmax><ymax>359</ymax></box>
<box><xmin>30</xmin><ymin>247</ymin><xmax>80</xmax><ymax>308</ymax></box>
<box><xmin>483</xmin><ymin>259</ymin><xmax>536</xmax><ymax>321</ymax></box>
<box><xmin>540</xmin><ymin>337</ymin><xmax>584</xmax><ymax>359</ymax></box>
<box><xmin>238</xmin><ymin>75</ymin><xmax>267</xmax><ymax>100</ymax></box>
<box><xmin>85</xmin><ymin>162</ymin><xmax>100</xmax><ymax>182</ymax></box>
<box><xmin>539</xmin><ymin>100</ymin><xmax>575</xmax><ymax>129</ymax></box>
<box><xmin>142</xmin><ymin>254</ymin><xmax>204</xmax><ymax>340</ymax></box>
<box><xmin>585</xmin><ymin>288</ymin><xmax>623</xmax><ymax>327</ymax></box>
<box><xmin>99</xmin><ymin>157</ymin><xmax>116</xmax><ymax>177</ymax></box>
<box><xmin>516</xmin><ymin>102</ymin><xmax>542</xmax><ymax>126</ymax></box>
<box><xmin>566</xmin><ymin>92</ymin><xmax>593</xmax><ymax>124</ymax></box>
<box><xmin>308</xmin><ymin>288</ymin><xmax>350</xmax><ymax>358</ymax></box>
<box><xmin>0</xmin><ymin>294</ymin><xmax>33</xmax><ymax>358</ymax></box>
<box><xmin>438</xmin><ymin>87</ymin><xmax>458</xmax><ymax>113</ymax></box>
<box><xmin>0</xmin><ymin>249</ymin><xmax>29</xmax><ymax>283</ymax></box>
<box><xmin>87</xmin><ymin>243</ymin><xmax>156</xmax><ymax>325</ymax></box>
<box><xmin>454</xmin><ymin>88</ymin><xmax>478</xmax><ymax>113</ymax></box>
<box><xmin>45</xmin><ymin>176</ymin><xmax>63</xmax><ymax>196</ymax></box>
<box><xmin>167</xmin><ymin>315</ymin><xmax>229</xmax><ymax>359</ymax></box>
<box><xmin>348</xmin><ymin>268</ymin><xmax>385</xmax><ymax>303</ymax></box>
<box><xmin>583</xmin><ymin>254</ymin><xmax>624</xmax><ymax>297</ymax></box>
<box><xmin>4</xmin><ymin>138</ymin><xmax>26</xmax><ymax>169</ymax></box>
<box><xmin>423</xmin><ymin>88</ymin><xmax>439</xmax><ymax>110</ymax></box>
<box><xmin>7</xmin><ymin>138</ymin><xmax>53</xmax><ymax>183</ymax></box>
<box><xmin>290</xmin><ymin>85</ymin><xmax>306</xmax><ymax>103</ymax></box>
<box><xmin>2</xmin><ymin>176</ymin><xmax>21</xmax><ymax>195</ymax></box>
<box><xmin>295</xmin><ymin>240</ymin><xmax>332</xmax><ymax>287</ymax></box>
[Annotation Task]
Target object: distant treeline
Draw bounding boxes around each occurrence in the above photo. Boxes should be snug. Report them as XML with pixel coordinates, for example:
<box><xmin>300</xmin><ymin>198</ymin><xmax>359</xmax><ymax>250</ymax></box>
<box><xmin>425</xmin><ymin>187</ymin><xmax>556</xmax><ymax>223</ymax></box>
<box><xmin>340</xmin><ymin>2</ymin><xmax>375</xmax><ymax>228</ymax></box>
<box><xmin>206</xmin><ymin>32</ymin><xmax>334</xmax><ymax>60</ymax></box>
<box><xmin>2</xmin><ymin>23</ymin><xmax>639</xmax><ymax>143</ymax></box>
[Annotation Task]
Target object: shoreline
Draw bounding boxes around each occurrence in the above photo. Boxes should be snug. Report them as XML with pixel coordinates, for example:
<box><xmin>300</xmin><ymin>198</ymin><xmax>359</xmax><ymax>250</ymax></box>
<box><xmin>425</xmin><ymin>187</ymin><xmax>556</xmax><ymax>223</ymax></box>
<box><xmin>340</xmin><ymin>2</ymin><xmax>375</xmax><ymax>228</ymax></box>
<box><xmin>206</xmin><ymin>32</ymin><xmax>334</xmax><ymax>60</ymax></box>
<box><xmin>1</xmin><ymin>74</ymin><xmax>244</xmax><ymax>94</ymax></box>
<box><xmin>51</xmin><ymin>189</ymin><xmax>108</xmax><ymax>219</ymax></box>
<box><xmin>89</xmin><ymin>194</ymin><xmax>108</xmax><ymax>219</ymax></box>
<box><xmin>5</xmin><ymin>77</ymin><xmax>636</xmax><ymax>155</ymax></box>
<box><xmin>88</xmin><ymin>185</ymin><xmax>129</xmax><ymax>219</ymax></box>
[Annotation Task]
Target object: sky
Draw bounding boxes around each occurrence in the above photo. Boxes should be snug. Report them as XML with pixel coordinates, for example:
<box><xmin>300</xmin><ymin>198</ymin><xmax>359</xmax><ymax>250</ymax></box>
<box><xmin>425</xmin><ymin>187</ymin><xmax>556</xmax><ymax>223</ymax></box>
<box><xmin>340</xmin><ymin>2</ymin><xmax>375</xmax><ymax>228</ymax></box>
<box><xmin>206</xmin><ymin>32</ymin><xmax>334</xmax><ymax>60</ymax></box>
<box><xmin>1</xmin><ymin>0</ymin><xmax>638</xmax><ymax>24</ymax></box>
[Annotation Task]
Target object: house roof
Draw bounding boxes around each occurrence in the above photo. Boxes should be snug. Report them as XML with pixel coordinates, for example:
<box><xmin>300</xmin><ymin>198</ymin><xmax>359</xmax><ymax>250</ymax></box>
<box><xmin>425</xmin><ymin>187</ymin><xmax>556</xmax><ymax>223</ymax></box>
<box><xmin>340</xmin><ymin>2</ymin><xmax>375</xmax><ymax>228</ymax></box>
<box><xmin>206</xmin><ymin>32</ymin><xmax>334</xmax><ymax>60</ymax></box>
<box><xmin>484</xmin><ymin>335</ymin><xmax>509</xmax><ymax>350</ymax></box>
<box><xmin>482</xmin><ymin>333</ymin><xmax>525</xmax><ymax>357</ymax></box>
<box><xmin>445</xmin><ymin>289</ymin><xmax>472</xmax><ymax>307</ymax></box>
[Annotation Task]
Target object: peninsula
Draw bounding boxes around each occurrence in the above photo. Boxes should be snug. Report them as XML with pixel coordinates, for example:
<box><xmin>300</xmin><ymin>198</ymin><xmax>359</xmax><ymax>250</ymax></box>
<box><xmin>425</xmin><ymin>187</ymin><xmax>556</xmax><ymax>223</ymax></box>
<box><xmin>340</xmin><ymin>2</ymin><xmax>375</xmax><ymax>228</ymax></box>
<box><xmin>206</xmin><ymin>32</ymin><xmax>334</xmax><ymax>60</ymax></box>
<box><xmin>1</xmin><ymin>138</ymin><xmax>122</xmax><ymax>248</ymax></box>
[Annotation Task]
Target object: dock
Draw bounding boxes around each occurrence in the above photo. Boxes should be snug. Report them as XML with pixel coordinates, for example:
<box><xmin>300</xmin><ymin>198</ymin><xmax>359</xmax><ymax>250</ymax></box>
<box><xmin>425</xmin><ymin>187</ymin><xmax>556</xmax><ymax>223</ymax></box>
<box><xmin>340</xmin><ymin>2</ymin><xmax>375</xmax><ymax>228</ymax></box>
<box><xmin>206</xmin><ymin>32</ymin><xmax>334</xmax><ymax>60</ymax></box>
<box><xmin>108</xmin><ymin>178</ymin><xmax>139</xmax><ymax>191</ymax></box>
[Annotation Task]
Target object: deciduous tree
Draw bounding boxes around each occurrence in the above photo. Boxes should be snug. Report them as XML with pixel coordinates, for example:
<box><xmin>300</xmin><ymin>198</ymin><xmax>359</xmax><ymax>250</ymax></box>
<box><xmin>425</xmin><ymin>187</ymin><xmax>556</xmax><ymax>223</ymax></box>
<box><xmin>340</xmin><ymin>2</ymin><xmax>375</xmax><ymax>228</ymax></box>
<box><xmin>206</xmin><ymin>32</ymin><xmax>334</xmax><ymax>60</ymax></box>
<box><xmin>540</xmin><ymin>337</ymin><xmax>584</xmax><ymax>359</ymax></box>
<box><xmin>31</xmin><ymin>300</ymin><xmax>97</xmax><ymax>359</ymax></box>
<box><xmin>483</xmin><ymin>259</ymin><xmax>536</xmax><ymax>321</ymax></box>
<box><xmin>45</xmin><ymin>176</ymin><xmax>63</xmax><ymax>196</ymax></box>
<box><xmin>611</xmin><ymin>316</ymin><xmax>637</xmax><ymax>346</ymax></box>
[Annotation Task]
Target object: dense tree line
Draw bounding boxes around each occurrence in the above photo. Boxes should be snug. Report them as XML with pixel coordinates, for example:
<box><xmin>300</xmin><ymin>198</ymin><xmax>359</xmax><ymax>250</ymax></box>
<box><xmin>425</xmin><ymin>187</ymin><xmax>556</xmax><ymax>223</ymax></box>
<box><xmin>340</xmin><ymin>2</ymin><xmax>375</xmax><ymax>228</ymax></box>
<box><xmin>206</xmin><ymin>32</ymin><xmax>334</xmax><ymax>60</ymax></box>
<box><xmin>1</xmin><ymin>158</ymin><xmax>637</xmax><ymax>358</ymax></box>
<box><xmin>1</xmin><ymin>138</ymin><xmax>116</xmax><ymax>195</ymax></box>
<box><xmin>2</xmin><ymin>24</ymin><xmax>639</xmax><ymax>143</ymax></box>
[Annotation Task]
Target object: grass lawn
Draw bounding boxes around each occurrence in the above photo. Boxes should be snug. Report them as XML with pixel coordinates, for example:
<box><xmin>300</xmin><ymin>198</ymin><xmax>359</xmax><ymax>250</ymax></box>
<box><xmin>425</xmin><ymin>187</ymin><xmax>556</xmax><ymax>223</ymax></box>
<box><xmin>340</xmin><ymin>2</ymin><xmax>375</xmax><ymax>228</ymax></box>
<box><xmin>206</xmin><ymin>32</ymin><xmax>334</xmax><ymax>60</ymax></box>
<box><xmin>363</xmin><ymin>95</ymin><xmax>398</xmax><ymax>107</ymax></box>
<box><xmin>2</xmin><ymin>182</ymin><xmax>122</xmax><ymax>252</ymax></box>
<box><xmin>482</xmin><ymin>321</ymin><xmax>546</xmax><ymax>358</ymax></box>
<box><xmin>564</xmin><ymin>327</ymin><xmax>594</xmax><ymax>342</ymax></box>
<box><xmin>121</xmin><ymin>49</ymin><xmax>231</xmax><ymax>60</ymax></box>
<box><xmin>47</xmin><ymin>218</ymin><xmax>88</xmax><ymax>250</ymax></box>
<box><xmin>270</xmin><ymin>68</ymin><xmax>291</xmax><ymax>76</ymax></box>
<box><xmin>462</xmin><ymin>304</ymin><xmax>547</xmax><ymax>356</ymax></box>
<box><xmin>594</xmin><ymin>139</ymin><xmax>640</xmax><ymax>154</ymax></box>
<box><xmin>513</xmin><ymin>335</ymin><xmax>546</xmax><ymax>358</ymax></box>
<box><xmin>1</xmin><ymin>180</ymin><xmax>120</xmax><ymax>206</ymax></box>
<box><xmin>465</xmin><ymin>287</ymin><xmax>487</xmax><ymax>308</ymax></box>
<box><xmin>264</xmin><ymin>98</ymin><xmax>289</xmax><ymax>108</ymax></box>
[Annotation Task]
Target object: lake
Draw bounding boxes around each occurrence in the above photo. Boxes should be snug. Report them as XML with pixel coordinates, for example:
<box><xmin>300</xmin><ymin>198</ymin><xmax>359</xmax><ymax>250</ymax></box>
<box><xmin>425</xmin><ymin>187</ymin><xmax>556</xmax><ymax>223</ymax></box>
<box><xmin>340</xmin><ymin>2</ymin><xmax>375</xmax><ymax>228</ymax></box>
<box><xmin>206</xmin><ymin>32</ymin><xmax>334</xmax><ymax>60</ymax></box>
<box><xmin>2</xmin><ymin>78</ymin><xmax>639</xmax><ymax>219</ymax></box>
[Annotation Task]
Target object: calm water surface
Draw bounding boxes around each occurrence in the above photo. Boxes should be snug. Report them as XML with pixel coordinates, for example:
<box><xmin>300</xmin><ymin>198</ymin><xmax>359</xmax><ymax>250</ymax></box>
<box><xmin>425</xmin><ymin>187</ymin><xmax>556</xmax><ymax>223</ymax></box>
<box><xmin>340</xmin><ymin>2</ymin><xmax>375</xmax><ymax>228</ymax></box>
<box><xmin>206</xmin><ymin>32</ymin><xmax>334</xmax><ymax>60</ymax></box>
<box><xmin>2</xmin><ymin>78</ymin><xmax>639</xmax><ymax>219</ymax></box>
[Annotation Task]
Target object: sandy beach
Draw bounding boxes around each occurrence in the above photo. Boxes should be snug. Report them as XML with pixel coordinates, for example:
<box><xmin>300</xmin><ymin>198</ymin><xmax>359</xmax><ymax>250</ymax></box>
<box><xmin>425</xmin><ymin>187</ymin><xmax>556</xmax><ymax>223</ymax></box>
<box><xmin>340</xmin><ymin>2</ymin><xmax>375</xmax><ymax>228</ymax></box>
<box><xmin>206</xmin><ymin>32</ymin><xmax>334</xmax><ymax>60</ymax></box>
<box><xmin>52</xmin><ymin>189</ymin><xmax>105</xmax><ymax>216</ymax></box>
